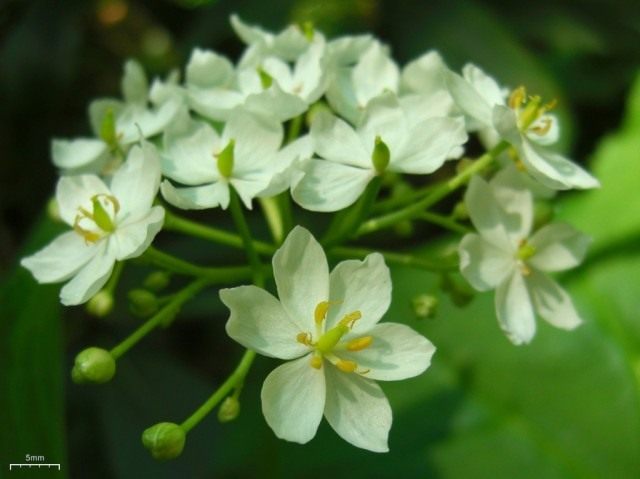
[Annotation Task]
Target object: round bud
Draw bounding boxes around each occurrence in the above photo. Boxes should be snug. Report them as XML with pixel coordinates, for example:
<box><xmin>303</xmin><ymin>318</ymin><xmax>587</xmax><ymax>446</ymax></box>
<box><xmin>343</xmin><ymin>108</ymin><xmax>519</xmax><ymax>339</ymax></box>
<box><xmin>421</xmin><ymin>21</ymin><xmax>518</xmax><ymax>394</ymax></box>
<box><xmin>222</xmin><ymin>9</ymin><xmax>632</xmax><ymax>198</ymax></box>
<box><xmin>72</xmin><ymin>347</ymin><xmax>116</xmax><ymax>384</ymax></box>
<box><xmin>142</xmin><ymin>422</ymin><xmax>186</xmax><ymax>461</ymax></box>
<box><xmin>217</xmin><ymin>396</ymin><xmax>241</xmax><ymax>423</ymax></box>
<box><xmin>128</xmin><ymin>289</ymin><xmax>158</xmax><ymax>318</ymax></box>
<box><xmin>412</xmin><ymin>294</ymin><xmax>438</xmax><ymax>320</ymax></box>
<box><xmin>371</xmin><ymin>136</ymin><xmax>390</xmax><ymax>174</ymax></box>
<box><xmin>143</xmin><ymin>271</ymin><xmax>171</xmax><ymax>292</ymax></box>
<box><xmin>47</xmin><ymin>197</ymin><xmax>61</xmax><ymax>222</ymax></box>
<box><xmin>86</xmin><ymin>290</ymin><xmax>114</xmax><ymax>317</ymax></box>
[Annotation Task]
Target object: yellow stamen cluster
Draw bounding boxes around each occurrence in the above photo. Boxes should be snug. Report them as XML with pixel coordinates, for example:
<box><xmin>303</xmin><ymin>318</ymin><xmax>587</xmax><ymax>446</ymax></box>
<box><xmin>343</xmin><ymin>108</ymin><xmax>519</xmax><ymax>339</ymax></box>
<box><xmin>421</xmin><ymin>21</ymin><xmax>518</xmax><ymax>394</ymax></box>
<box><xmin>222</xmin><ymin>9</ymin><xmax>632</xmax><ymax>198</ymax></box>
<box><xmin>508</xmin><ymin>86</ymin><xmax>557</xmax><ymax>134</ymax></box>
<box><xmin>73</xmin><ymin>194</ymin><xmax>120</xmax><ymax>244</ymax></box>
<box><xmin>298</xmin><ymin>300</ymin><xmax>373</xmax><ymax>374</ymax></box>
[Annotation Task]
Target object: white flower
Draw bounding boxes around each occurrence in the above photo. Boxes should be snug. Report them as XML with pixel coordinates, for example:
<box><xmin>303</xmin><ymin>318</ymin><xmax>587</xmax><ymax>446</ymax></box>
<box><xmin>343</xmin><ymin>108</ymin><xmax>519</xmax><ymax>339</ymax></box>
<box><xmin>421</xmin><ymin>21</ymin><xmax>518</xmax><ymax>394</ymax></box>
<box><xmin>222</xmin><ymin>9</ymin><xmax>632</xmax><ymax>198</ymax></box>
<box><xmin>160</xmin><ymin>109</ymin><xmax>296</xmax><ymax>210</ymax></box>
<box><xmin>221</xmin><ymin>226</ymin><xmax>435</xmax><ymax>452</ymax></box>
<box><xmin>292</xmin><ymin>93</ymin><xmax>467</xmax><ymax>211</ymax></box>
<box><xmin>458</xmin><ymin>173</ymin><xmax>591</xmax><ymax>344</ymax></box>
<box><xmin>326</xmin><ymin>40</ymin><xmax>399</xmax><ymax>125</ymax></box>
<box><xmin>52</xmin><ymin>60</ymin><xmax>181</xmax><ymax>174</ymax></box>
<box><xmin>22</xmin><ymin>142</ymin><xmax>165</xmax><ymax>305</ymax></box>
<box><xmin>446</xmin><ymin>64</ymin><xmax>599</xmax><ymax>190</ymax></box>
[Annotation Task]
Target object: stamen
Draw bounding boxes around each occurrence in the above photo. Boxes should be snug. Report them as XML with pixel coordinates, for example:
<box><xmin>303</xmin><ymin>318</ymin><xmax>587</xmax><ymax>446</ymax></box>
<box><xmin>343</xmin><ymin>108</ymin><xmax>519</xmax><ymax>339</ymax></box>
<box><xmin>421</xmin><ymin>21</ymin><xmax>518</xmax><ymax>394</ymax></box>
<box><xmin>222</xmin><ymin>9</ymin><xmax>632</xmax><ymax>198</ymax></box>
<box><xmin>508</xmin><ymin>86</ymin><xmax>526</xmax><ymax>110</ymax></box>
<box><xmin>310</xmin><ymin>355</ymin><xmax>323</xmax><ymax>369</ymax></box>
<box><xmin>314</xmin><ymin>301</ymin><xmax>330</xmax><ymax>325</ymax></box>
<box><xmin>530</xmin><ymin>117</ymin><xmax>552</xmax><ymax>136</ymax></box>
<box><xmin>346</xmin><ymin>336</ymin><xmax>373</xmax><ymax>352</ymax></box>
<box><xmin>336</xmin><ymin>359</ymin><xmax>357</xmax><ymax>373</ymax></box>
<box><xmin>296</xmin><ymin>332</ymin><xmax>313</xmax><ymax>346</ymax></box>
<box><xmin>339</xmin><ymin>311</ymin><xmax>362</xmax><ymax>329</ymax></box>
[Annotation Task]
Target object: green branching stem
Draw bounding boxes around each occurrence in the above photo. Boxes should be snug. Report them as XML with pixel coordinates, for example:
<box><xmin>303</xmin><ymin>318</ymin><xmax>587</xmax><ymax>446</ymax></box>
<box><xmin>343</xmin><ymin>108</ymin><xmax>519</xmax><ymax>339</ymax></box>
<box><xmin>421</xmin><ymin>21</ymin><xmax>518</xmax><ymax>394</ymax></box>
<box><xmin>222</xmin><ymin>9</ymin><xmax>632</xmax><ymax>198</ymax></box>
<box><xmin>330</xmin><ymin>246</ymin><xmax>459</xmax><ymax>272</ymax></box>
<box><xmin>163</xmin><ymin>209</ymin><xmax>274</xmax><ymax>255</ymax></box>
<box><xmin>357</xmin><ymin>140</ymin><xmax>509</xmax><ymax>237</ymax></box>
<box><xmin>142</xmin><ymin>246</ymin><xmax>253</xmax><ymax>282</ymax></box>
<box><xmin>417</xmin><ymin>212</ymin><xmax>472</xmax><ymax>234</ymax></box>
<box><xmin>181</xmin><ymin>349</ymin><xmax>256</xmax><ymax>433</ymax></box>
<box><xmin>110</xmin><ymin>278</ymin><xmax>209</xmax><ymax>360</ymax></box>
<box><xmin>229</xmin><ymin>188</ymin><xmax>265</xmax><ymax>287</ymax></box>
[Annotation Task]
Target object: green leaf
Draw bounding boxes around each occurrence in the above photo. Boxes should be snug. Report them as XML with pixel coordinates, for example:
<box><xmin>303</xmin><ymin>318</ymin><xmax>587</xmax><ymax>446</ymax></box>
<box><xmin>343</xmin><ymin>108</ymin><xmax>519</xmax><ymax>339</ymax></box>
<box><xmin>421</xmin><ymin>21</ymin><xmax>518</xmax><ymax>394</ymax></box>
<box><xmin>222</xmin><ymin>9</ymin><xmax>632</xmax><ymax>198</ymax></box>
<box><xmin>557</xmin><ymin>71</ymin><xmax>640</xmax><ymax>256</ymax></box>
<box><xmin>0</xmin><ymin>216</ymin><xmax>68</xmax><ymax>476</ymax></box>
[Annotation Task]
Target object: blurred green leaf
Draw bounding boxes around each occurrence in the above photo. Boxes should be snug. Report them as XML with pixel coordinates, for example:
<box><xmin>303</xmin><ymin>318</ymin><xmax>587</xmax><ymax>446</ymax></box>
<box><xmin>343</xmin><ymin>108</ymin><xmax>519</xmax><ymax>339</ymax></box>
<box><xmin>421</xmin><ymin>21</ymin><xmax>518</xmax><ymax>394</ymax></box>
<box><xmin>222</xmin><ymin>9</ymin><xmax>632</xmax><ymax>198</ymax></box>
<box><xmin>0</xmin><ymin>216</ymin><xmax>68</xmax><ymax>477</ymax></box>
<box><xmin>557</xmin><ymin>71</ymin><xmax>640</xmax><ymax>257</ymax></box>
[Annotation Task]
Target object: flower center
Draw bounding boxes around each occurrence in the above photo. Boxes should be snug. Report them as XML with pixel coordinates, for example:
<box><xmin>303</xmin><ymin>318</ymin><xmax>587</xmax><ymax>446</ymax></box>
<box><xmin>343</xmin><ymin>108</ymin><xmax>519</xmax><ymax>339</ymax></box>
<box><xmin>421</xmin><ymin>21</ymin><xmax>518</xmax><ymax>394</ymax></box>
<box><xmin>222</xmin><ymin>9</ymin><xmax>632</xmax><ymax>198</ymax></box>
<box><xmin>516</xmin><ymin>239</ymin><xmax>537</xmax><ymax>276</ymax></box>
<box><xmin>296</xmin><ymin>300</ymin><xmax>373</xmax><ymax>373</ymax></box>
<box><xmin>73</xmin><ymin>194</ymin><xmax>120</xmax><ymax>244</ymax></box>
<box><xmin>508</xmin><ymin>86</ymin><xmax>557</xmax><ymax>136</ymax></box>
<box><xmin>215</xmin><ymin>139</ymin><xmax>235</xmax><ymax>179</ymax></box>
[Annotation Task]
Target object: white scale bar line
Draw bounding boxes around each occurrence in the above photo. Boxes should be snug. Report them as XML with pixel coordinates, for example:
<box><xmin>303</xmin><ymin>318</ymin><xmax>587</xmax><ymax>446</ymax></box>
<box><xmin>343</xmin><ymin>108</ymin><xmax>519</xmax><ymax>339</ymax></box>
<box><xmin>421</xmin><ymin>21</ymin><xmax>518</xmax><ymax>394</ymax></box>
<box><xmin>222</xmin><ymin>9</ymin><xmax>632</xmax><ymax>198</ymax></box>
<box><xmin>9</xmin><ymin>464</ymin><xmax>61</xmax><ymax>470</ymax></box>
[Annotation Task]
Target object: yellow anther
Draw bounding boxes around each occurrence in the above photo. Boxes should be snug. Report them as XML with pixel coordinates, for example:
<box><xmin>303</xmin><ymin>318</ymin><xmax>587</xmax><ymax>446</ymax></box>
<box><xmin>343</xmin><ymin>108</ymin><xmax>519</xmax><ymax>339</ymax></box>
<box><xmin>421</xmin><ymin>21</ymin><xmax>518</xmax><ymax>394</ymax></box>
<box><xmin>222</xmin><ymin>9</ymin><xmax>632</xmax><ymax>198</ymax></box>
<box><xmin>541</xmin><ymin>98</ymin><xmax>558</xmax><ymax>113</ymax></box>
<box><xmin>310</xmin><ymin>355</ymin><xmax>323</xmax><ymax>369</ymax></box>
<box><xmin>336</xmin><ymin>359</ymin><xmax>358</xmax><ymax>373</ymax></box>
<box><xmin>346</xmin><ymin>336</ymin><xmax>373</xmax><ymax>352</ymax></box>
<box><xmin>339</xmin><ymin>311</ymin><xmax>362</xmax><ymax>329</ymax></box>
<box><xmin>530</xmin><ymin>117</ymin><xmax>552</xmax><ymax>136</ymax></box>
<box><xmin>296</xmin><ymin>332</ymin><xmax>313</xmax><ymax>346</ymax></box>
<box><xmin>520</xmin><ymin>263</ymin><xmax>532</xmax><ymax>277</ymax></box>
<box><xmin>73</xmin><ymin>221</ymin><xmax>101</xmax><ymax>244</ymax></box>
<box><xmin>508</xmin><ymin>86</ymin><xmax>526</xmax><ymax>109</ymax></box>
<box><xmin>314</xmin><ymin>301</ymin><xmax>330</xmax><ymax>325</ymax></box>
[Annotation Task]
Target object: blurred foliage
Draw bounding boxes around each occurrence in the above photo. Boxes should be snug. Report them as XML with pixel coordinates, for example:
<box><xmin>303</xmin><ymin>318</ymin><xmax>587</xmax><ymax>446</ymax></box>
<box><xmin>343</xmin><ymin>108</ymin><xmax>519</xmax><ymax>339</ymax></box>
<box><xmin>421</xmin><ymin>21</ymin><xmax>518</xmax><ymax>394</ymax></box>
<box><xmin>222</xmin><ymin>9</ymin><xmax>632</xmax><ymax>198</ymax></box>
<box><xmin>1</xmin><ymin>0</ymin><xmax>640</xmax><ymax>477</ymax></box>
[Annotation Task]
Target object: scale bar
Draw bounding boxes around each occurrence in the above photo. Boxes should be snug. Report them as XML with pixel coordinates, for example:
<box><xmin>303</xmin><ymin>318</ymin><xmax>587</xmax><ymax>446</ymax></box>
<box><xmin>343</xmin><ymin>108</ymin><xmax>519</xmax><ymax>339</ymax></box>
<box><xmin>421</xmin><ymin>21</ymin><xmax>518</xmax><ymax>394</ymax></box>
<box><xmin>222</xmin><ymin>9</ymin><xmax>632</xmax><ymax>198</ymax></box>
<box><xmin>9</xmin><ymin>464</ymin><xmax>61</xmax><ymax>470</ymax></box>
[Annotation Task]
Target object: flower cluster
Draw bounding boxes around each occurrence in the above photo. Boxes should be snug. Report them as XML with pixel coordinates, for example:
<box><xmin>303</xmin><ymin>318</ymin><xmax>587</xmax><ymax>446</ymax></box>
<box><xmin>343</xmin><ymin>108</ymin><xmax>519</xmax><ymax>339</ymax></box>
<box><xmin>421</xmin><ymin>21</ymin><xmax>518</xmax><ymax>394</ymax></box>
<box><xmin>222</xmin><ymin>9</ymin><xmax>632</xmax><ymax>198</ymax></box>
<box><xmin>20</xmin><ymin>15</ymin><xmax>596</xmax><ymax>456</ymax></box>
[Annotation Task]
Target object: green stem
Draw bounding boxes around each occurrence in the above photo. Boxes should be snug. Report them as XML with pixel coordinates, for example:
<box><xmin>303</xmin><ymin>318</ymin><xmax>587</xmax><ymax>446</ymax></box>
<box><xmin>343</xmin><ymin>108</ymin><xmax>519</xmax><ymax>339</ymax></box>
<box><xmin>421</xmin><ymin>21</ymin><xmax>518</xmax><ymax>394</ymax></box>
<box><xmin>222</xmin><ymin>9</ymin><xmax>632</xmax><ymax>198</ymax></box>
<box><xmin>181</xmin><ymin>350</ymin><xmax>256</xmax><ymax>433</ymax></box>
<box><xmin>357</xmin><ymin>141</ymin><xmax>509</xmax><ymax>237</ymax></box>
<box><xmin>163</xmin><ymin>209</ymin><xmax>274</xmax><ymax>255</ymax></box>
<box><xmin>259</xmin><ymin>196</ymin><xmax>285</xmax><ymax>244</ymax></box>
<box><xmin>104</xmin><ymin>261</ymin><xmax>124</xmax><ymax>295</ymax></box>
<box><xmin>286</xmin><ymin>114</ymin><xmax>304</xmax><ymax>145</ymax></box>
<box><xmin>142</xmin><ymin>246</ymin><xmax>252</xmax><ymax>282</ymax></box>
<box><xmin>372</xmin><ymin>183</ymin><xmax>436</xmax><ymax>214</ymax></box>
<box><xmin>417</xmin><ymin>212</ymin><xmax>472</xmax><ymax>234</ymax></box>
<box><xmin>330</xmin><ymin>246</ymin><xmax>458</xmax><ymax>272</ymax></box>
<box><xmin>229</xmin><ymin>188</ymin><xmax>265</xmax><ymax>287</ymax></box>
<box><xmin>110</xmin><ymin>278</ymin><xmax>209</xmax><ymax>360</ymax></box>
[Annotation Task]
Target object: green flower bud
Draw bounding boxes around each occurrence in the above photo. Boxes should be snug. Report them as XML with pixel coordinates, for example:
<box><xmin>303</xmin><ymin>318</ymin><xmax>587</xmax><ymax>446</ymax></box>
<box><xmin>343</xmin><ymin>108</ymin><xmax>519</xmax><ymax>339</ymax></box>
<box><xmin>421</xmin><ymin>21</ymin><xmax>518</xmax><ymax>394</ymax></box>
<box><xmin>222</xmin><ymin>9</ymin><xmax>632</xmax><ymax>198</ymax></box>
<box><xmin>86</xmin><ymin>290</ymin><xmax>114</xmax><ymax>317</ymax></box>
<box><xmin>128</xmin><ymin>289</ymin><xmax>158</xmax><ymax>318</ymax></box>
<box><xmin>371</xmin><ymin>135</ymin><xmax>390</xmax><ymax>174</ymax></box>
<box><xmin>216</xmin><ymin>139</ymin><xmax>235</xmax><ymax>179</ymax></box>
<box><xmin>305</xmin><ymin>101</ymin><xmax>330</xmax><ymax>127</ymax></box>
<box><xmin>99</xmin><ymin>108</ymin><xmax>118</xmax><ymax>148</ymax></box>
<box><xmin>143</xmin><ymin>271</ymin><xmax>171</xmax><ymax>292</ymax></box>
<box><xmin>142</xmin><ymin>422</ymin><xmax>186</xmax><ymax>461</ymax></box>
<box><xmin>258</xmin><ymin>68</ymin><xmax>273</xmax><ymax>89</ymax></box>
<box><xmin>451</xmin><ymin>201</ymin><xmax>468</xmax><ymax>221</ymax></box>
<box><xmin>47</xmin><ymin>197</ymin><xmax>61</xmax><ymax>222</ymax></box>
<box><xmin>217</xmin><ymin>396</ymin><xmax>241</xmax><ymax>423</ymax></box>
<box><xmin>72</xmin><ymin>347</ymin><xmax>116</xmax><ymax>384</ymax></box>
<box><xmin>412</xmin><ymin>294</ymin><xmax>438</xmax><ymax>320</ymax></box>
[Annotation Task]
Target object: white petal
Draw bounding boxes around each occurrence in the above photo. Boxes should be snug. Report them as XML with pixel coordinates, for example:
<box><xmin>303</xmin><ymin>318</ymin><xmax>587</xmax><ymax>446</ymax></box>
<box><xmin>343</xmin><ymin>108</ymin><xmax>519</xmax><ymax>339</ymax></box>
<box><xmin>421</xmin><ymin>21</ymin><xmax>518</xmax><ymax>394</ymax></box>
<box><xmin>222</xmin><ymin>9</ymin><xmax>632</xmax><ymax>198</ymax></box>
<box><xmin>261</xmin><ymin>355</ymin><xmax>326</xmax><ymax>444</ymax></box>
<box><xmin>292</xmin><ymin>39</ymin><xmax>326</xmax><ymax>103</ymax></box>
<box><xmin>400</xmin><ymin>51</ymin><xmax>446</xmax><ymax>95</ymax></box>
<box><xmin>121</xmin><ymin>60</ymin><xmax>149</xmax><ymax>105</ymax></box>
<box><xmin>352</xmin><ymin>41</ymin><xmax>399</xmax><ymax>106</ymax></box>
<box><xmin>244</xmin><ymin>83</ymin><xmax>307</xmax><ymax>122</ymax></box>
<box><xmin>21</xmin><ymin>231</ymin><xmax>98</xmax><ymax>283</ymax></box>
<box><xmin>187</xmin><ymin>87</ymin><xmax>244</xmax><ymax>121</ymax></box>
<box><xmin>258</xmin><ymin>135</ymin><xmax>313</xmax><ymax>197</ymax></box>
<box><xmin>340</xmin><ymin>322</ymin><xmax>435</xmax><ymax>381</ymax></box>
<box><xmin>110</xmin><ymin>142</ymin><xmax>161</xmax><ymax>219</ymax></box>
<box><xmin>59</xmin><ymin>242</ymin><xmax>115</xmax><ymax>306</ymax></box>
<box><xmin>359</xmin><ymin>92</ymin><xmax>406</xmax><ymax>157</ymax></box>
<box><xmin>291</xmin><ymin>159</ymin><xmax>373</xmax><ymax>212</ymax></box>
<box><xmin>185</xmin><ymin>49</ymin><xmax>234</xmax><ymax>89</ymax></box>
<box><xmin>56</xmin><ymin>175</ymin><xmax>111</xmax><ymax>226</ymax></box>
<box><xmin>323</xmin><ymin>364</ymin><xmax>391</xmax><ymax>452</ymax></box>
<box><xmin>229</xmin><ymin>176</ymin><xmax>272</xmax><ymax>209</ymax></box>
<box><xmin>116</xmin><ymin>100</ymin><xmax>181</xmax><ymax>144</ymax></box>
<box><xmin>311</xmin><ymin>111</ymin><xmax>369</xmax><ymax>168</ymax></box>
<box><xmin>112</xmin><ymin>206</ymin><xmax>164</xmax><ymax>260</ymax></box>
<box><xmin>520</xmin><ymin>139</ymin><xmax>600</xmax><ymax>190</ymax></box>
<box><xmin>445</xmin><ymin>68</ymin><xmax>493</xmax><ymax>128</ymax></box>
<box><xmin>273</xmin><ymin>226</ymin><xmax>329</xmax><ymax>330</ymax></box>
<box><xmin>528</xmin><ymin>223</ymin><xmax>591</xmax><ymax>272</ymax></box>
<box><xmin>51</xmin><ymin>139</ymin><xmax>108</xmax><ymax>170</ymax></box>
<box><xmin>160</xmin><ymin>180</ymin><xmax>230</xmax><ymax>210</ymax></box>
<box><xmin>464</xmin><ymin>176</ymin><xmax>514</xmax><ymax>251</ymax></box>
<box><xmin>495</xmin><ymin>271</ymin><xmax>536</xmax><ymax>345</ymax></box>
<box><xmin>162</xmin><ymin>120</ymin><xmax>219</xmax><ymax>185</ymax></box>
<box><xmin>221</xmin><ymin>286</ymin><xmax>310</xmax><ymax>360</ymax></box>
<box><xmin>459</xmin><ymin>233</ymin><xmax>515</xmax><ymax>291</ymax></box>
<box><xmin>527</xmin><ymin>271</ymin><xmax>582</xmax><ymax>330</ymax></box>
<box><xmin>326</xmin><ymin>34</ymin><xmax>374</xmax><ymax>66</ymax></box>
<box><xmin>462</xmin><ymin>64</ymin><xmax>506</xmax><ymax>109</ymax></box>
<box><xmin>326</xmin><ymin>253</ymin><xmax>392</xmax><ymax>335</ymax></box>
<box><xmin>492</xmin><ymin>105</ymin><xmax>522</xmax><ymax>145</ymax></box>
<box><xmin>489</xmin><ymin>172</ymin><xmax>534</xmax><ymax>242</ymax></box>
<box><xmin>392</xmin><ymin>117</ymin><xmax>467</xmax><ymax>174</ymax></box>
<box><xmin>225</xmin><ymin>110</ymin><xmax>283</xmax><ymax>170</ymax></box>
